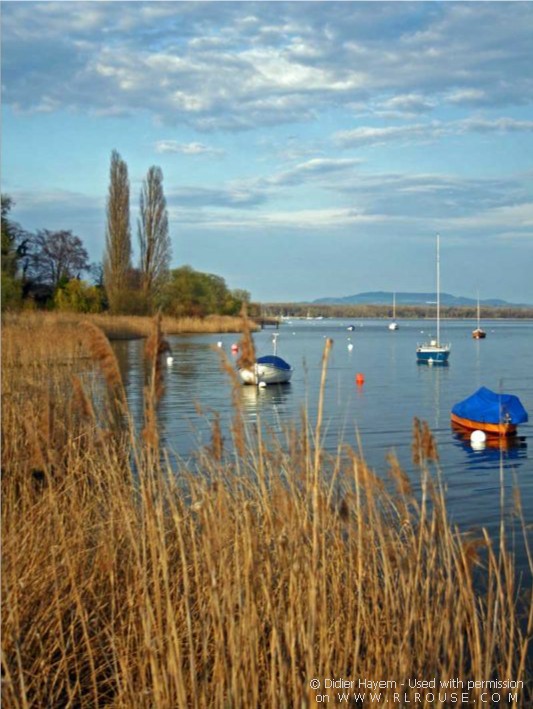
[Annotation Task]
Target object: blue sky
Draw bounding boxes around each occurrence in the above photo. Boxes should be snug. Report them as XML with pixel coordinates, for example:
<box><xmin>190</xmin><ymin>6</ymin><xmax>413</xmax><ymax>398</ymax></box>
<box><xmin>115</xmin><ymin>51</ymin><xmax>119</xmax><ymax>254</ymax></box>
<box><xmin>2</xmin><ymin>1</ymin><xmax>533</xmax><ymax>303</ymax></box>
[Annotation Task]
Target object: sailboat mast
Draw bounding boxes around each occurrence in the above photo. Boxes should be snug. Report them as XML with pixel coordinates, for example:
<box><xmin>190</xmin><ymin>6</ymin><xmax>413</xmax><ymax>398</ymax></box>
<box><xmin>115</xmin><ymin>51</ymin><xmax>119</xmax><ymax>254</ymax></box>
<box><xmin>436</xmin><ymin>233</ymin><xmax>440</xmax><ymax>344</ymax></box>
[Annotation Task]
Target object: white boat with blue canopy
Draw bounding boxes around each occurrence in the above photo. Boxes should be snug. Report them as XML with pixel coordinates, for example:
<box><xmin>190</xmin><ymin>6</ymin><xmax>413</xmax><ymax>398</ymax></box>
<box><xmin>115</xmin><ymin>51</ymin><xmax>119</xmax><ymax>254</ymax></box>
<box><xmin>239</xmin><ymin>334</ymin><xmax>293</xmax><ymax>385</ymax></box>
<box><xmin>416</xmin><ymin>233</ymin><xmax>450</xmax><ymax>365</ymax></box>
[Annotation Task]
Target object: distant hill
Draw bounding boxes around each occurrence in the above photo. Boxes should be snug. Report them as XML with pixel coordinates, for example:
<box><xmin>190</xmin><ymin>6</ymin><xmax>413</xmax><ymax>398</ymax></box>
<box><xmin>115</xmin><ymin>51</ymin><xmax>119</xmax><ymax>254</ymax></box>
<box><xmin>313</xmin><ymin>291</ymin><xmax>525</xmax><ymax>307</ymax></box>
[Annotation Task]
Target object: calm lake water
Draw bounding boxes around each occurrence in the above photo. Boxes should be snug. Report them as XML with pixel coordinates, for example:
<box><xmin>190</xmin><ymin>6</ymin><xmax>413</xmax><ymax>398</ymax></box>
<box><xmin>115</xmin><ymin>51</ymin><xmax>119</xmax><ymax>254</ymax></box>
<box><xmin>114</xmin><ymin>318</ymin><xmax>533</xmax><ymax>574</ymax></box>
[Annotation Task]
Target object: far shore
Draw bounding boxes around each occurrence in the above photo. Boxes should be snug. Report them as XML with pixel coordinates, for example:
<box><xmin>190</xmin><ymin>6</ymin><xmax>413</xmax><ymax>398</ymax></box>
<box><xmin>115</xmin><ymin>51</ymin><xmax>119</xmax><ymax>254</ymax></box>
<box><xmin>2</xmin><ymin>306</ymin><xmax>532</xmax><ymax>345</ymax></box>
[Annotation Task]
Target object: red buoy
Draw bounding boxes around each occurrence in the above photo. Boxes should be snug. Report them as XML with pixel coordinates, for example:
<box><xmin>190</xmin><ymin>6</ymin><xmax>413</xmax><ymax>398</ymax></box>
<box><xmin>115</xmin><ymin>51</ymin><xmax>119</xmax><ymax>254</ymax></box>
<box><xmin>231</xmin><ymin>343</ymin><xmax>239</xmax><ymax>353</ymax></box>
<box><xmin>355</xmin><ymin>373</ymin><xmax>365</xmax><ymax>385</ymax></box>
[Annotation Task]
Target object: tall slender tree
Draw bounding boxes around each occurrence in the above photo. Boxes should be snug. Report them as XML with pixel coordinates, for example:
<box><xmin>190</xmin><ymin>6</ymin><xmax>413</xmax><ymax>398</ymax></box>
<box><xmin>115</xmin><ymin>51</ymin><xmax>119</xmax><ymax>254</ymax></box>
<box><xmin>103</xmin><ymin>150</ymin><xmax>131</xmax><ymax>311</ymax></box>
<box><xmin>138</xmin><ymin>166</ymin><xmax>171</xmax><ymax>304</ymax></box>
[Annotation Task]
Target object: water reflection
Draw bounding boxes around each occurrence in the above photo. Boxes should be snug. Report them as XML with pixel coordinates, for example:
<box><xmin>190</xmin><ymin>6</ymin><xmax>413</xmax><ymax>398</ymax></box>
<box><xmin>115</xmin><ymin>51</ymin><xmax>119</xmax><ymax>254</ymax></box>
<box><xmin>451</xmin><ymin>425</ymin><xmax>527</xmax><ymax>471</ymax></box>
<box><xmin>240</xmin><ymin>383</ymin><xmax>292</xmax><ymax>431</ymax></box>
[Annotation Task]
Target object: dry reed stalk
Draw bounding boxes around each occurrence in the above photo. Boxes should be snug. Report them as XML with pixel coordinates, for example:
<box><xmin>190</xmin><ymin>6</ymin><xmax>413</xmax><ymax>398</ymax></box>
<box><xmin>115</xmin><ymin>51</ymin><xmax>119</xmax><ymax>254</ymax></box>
<box><xmin>412</xmin><ymin>415</ymin><xmax>439</xmax><ymax>466</ymax></box>
<box><xmin>141</xmin><ymin>314</ymin><xmax>173</xmax><ymax>462</ymax></box>
<box><xmin>236</xmin><ymin>304</ymin><xmax>256</xmax><ymax>370</ymax></box>
<box><xmin>207</xmin><ymin>412</ymin><xmax>224</xmax><ymax>462</ymax></box>
<box><xmin>83</xmin><ymin>321</ymin><xmax>127</xmax><ymax>415</ymax></box>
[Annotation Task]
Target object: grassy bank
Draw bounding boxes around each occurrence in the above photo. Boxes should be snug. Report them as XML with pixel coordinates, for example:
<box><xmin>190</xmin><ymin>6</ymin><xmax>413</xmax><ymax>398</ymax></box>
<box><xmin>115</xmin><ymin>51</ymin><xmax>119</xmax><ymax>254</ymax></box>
<box><xmin>1</xmin><ymin>317</ymin><xmax>531</xmax><ymax>707</ymax></box>
<box><xmin>1</xmin><ymin>311</ymin><xmax>256</xmax><ymax>343</ymax></box>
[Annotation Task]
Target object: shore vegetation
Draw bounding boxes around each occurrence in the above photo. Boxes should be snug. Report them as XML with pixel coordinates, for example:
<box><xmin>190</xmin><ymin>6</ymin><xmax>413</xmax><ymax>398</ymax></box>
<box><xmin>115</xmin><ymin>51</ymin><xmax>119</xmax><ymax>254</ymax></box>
<box><xmin>2</xmin><ymin>315</ymin><xmax>531</xmax><ymax>707</ymax></box>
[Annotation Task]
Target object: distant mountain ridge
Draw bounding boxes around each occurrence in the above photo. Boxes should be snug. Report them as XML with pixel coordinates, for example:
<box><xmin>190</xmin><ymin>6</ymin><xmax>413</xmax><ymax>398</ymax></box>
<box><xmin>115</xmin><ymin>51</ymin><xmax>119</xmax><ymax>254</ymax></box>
<box><xmin>313</xmin><ymin>291</ymin><xmax>526</xmax><ymax>307</ymax></box>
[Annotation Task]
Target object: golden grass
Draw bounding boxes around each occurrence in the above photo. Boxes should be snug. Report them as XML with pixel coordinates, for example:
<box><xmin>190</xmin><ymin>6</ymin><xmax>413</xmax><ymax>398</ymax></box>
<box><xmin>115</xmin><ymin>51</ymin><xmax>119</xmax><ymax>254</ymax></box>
<box><xmin>1</xmin><ymin>311</ymin><xmax>256</xmax><ymax>345</ymax></box>
<box><xmin>1</xmin><ymin>316</ymin><xmax>532</xmax><ymax>707</ymax></box>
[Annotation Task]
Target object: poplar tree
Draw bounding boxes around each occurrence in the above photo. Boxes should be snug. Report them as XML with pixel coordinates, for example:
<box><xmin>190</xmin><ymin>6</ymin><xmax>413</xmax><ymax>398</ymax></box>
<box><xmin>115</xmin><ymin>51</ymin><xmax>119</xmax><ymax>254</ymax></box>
<box><xmin>103</xmin><ymin>150</ymin><xmax>131</xmax><ymax>311</ymax></box>
<box><xmin>138</xmin><ymin>166</ymin><xmax>171</xmax><ymax>304</ymax></box>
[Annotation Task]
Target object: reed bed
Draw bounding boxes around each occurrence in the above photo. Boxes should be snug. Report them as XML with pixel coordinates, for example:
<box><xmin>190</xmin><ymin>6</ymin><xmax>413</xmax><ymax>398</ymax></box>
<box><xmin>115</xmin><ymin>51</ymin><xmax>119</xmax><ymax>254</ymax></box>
<box><xmin>1</xmin><ymin>317</ymin><xmax>531</xmax><ymax>708</ymax></box>
<box><xmin>1</xmin><ymin>311</ymin><xmax>255</xmax><ymax>345</ymax></box>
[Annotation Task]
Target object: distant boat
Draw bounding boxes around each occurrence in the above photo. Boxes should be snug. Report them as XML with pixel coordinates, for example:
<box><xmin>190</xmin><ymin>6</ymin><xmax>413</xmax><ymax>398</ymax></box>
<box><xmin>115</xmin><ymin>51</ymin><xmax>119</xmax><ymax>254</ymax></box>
<box><xmin>388</xmin><ymin>292</ymin><xmax>399</xmax><ymax>330</ymax></box>
<box><xmin>416</xmin><ymin>234</ymin><xmax>450</xmax><ymax>364</ymax></box>
<box><xmin>472</xmin><ymin>292</ymin><xmax>486</xmax><ymax>339</ymax></box>
<box><xmin>451</xmin><ymin>387</ymin><xmax>528</xmax><ymax>436</ymax></box>
<box><xmin>347</xmin><ymin>325</ymin><xmax>355</xmax><ymax>331</ymax></box>
<box><xmin>238</xmin><ymin>333</ymin><xmax>293</xmax><ymax>385</ymax></box>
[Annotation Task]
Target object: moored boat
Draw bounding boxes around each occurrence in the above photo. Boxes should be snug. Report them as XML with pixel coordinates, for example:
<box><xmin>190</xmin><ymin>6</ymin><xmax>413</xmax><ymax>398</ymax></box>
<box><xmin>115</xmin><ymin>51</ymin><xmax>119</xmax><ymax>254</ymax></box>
<box><xmin>238</xmin><ymin>333</ymin><xmax>293</xmax><ymax>385</ymax></box>
<box><xmin>238</xmin><ymin>354</ymin><xmax>293</xmax><ymax>385</ymax></box>
<box><xmin>416</xmin><ymin>234</ymin><xmax>450</xmax><ymax>364</ymax></box>
<box><xmin>451</xmin><ymin>386</ymin><xmax>528</xmax><ymax>436</ymax></box>
<box><xmin>472</xmin><ymin>292</ymin><xmax>486</xmax><ymax>339</ymax></box>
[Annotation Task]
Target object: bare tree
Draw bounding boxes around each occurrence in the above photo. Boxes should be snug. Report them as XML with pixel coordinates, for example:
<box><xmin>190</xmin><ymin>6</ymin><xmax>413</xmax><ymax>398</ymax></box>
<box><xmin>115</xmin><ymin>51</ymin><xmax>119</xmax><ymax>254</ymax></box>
<box><xmin>138</xmin><ymin>166</ymin><xmax>171</xmax><ymax>302</ymax></box>
<box><xmin>26</xmin><ymin>229</ymin><xmax>90</xmax><ymax>288</ymax></box>
<box><xmin>104</xmin><ymin>150</ymin><xmax>131</xmax><ymax>310</ymax></box>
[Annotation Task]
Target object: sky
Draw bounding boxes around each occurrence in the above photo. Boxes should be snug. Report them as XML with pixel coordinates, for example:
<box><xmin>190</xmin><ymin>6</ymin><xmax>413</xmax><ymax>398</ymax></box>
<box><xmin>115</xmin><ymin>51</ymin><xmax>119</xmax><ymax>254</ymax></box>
<box><xmin>2</xmin><ymin>1</ymin><xmax>533</xmax><ymax>304</ymax></box>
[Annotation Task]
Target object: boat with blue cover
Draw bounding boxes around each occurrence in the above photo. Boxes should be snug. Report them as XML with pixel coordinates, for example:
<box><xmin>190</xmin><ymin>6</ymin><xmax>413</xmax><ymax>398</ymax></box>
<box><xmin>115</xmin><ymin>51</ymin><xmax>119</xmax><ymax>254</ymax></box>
<box><xmin>451</xmin><ymin>387</ymin><xmax>528</xmax><ymax>436</ymax></box>
<box><xmin>239</xmin><ymin>334</ymin><xmax>293</xmax><ymax>385</ymax></box>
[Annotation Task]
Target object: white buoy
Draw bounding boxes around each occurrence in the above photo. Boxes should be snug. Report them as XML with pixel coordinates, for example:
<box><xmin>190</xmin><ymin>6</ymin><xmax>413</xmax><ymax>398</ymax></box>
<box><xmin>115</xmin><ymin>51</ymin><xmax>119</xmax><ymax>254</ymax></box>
<box><xmin>347</xmin><ymin>342</ymin><xmax>354</xmax><ymax>351</ymax></box>
<box><xmin>166</xmin><ymin>355</ymin><xmax>174</xmax><ymax>366</ymax></box>
<box><xmin>217</xmin><ymin>341</ymin><xmax>223</xmax><ymax>348</ymax></box>
<box><xmin>471</xmin><ymin>430</ymin><xmax>486</xmax><ymax>443</ymax></box>
<box><xmin>470</xmin><ymin>429</ymin><xmax>487</xmax><ymax>449</ymax></box>
<box><xmin>258</xmin><ymin>381</ymin><xmax>267</xmax><ymax>388</ymax></box>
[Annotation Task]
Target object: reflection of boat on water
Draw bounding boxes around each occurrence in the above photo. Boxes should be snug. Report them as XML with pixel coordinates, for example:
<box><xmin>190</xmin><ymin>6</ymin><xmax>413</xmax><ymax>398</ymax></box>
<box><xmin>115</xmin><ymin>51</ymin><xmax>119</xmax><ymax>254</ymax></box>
<box><xmin>240</xmin><ymin>381</ymin><xmax>292</xmax><ymax>427</ymax></box>
<box><xmin>238</xmin><ymin>333</ymin><xmax>293</xmax><ymax>385</ymax></box>
<box><xmin>240</xmin><ymin>382</ymin><xmax>291</xmax><ymax>409</ymax></box>
<box><xmin>416</xmin><ymin>234</ymin><xmax>450</xmax><ymax>365</ymax></box>
<box><xmin>451</xmin><ymin>424</ymin><xmax>527</xmax><ymax>468</ymax></box>
<box><xmin>451</xmin><ymin>387</ymin><xmax>528</xmax><ymax>437</ymax></box>
<box><xmin>451</xmin><ymin>421</ymin><xmax>527</xmax><ymax>453</ymax></box>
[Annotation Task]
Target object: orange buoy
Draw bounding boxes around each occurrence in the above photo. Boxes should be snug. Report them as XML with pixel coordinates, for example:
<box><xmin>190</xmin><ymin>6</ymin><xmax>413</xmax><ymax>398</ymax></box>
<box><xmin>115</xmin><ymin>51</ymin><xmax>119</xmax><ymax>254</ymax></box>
<box><xmin>355</xmin><ymin>373</ymin><xmax>365</xmax><ymax>385</ymax></box>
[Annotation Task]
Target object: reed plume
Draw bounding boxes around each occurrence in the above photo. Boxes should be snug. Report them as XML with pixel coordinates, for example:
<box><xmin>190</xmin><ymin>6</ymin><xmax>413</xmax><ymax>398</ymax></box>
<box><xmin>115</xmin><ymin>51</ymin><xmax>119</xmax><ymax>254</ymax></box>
<box><xmin>236</xmin><ymin>303</ymin><xmax>256</xmax><ymax>370</ymax></box>
<box><xmin>142</xmin><ymin>313</ymin><xmax>170</xmax><ymax>454</ymax></box>
<box><xmin>84</xmin><ymin>321</ymin><xmax>127</xmax><ymax>415</ymax></box>
<box><xmin>411</xmin><ymin>416</ymin><xmax>439</xmax><ymax>466</ymax></box>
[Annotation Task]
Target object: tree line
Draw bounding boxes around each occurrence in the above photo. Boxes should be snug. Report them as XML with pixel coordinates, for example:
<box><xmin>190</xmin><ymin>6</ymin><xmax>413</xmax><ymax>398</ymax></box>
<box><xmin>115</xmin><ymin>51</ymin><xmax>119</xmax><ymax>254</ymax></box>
<box><xmin>1</xmin><ymin>151</ymin><xmax>250</xmax><ymax>316</ymax></box>
<box><xmin>265</xmin><ymin>303</ymin><xmax>533</xmax><ymax>320</ymax></box>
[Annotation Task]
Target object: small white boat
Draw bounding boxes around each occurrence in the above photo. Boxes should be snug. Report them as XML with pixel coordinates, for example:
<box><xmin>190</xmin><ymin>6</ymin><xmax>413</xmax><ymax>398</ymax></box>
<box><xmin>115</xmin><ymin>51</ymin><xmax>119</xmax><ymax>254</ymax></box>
<box><xmin>238</xmin><ymin>333</ymin><xmax>293</xmax><ymax>385</ymax></box>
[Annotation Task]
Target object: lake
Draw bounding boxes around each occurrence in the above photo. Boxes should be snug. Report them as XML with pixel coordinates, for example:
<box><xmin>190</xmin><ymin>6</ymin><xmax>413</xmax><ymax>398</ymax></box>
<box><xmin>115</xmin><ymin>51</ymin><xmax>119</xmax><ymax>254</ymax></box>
<box><xmin>113</xmin><ymin>318</ymin><xmax>533</xmax><ymax>574</ymax></box>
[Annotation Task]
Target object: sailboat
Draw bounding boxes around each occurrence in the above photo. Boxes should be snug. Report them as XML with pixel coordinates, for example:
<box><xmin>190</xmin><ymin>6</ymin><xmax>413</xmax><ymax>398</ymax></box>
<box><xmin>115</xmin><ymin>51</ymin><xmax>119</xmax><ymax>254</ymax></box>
<box><xmin>388</xmin><ymin>292</ymin><xmax>399</xmax><ymax>330</ymax></box>
<box><xmin>416</xmin><ymin>234</ymin><xmax>450</xmax><ymax>365</ymax></box>
<box><xmin>472</xmin><ymin>292</ymin><xmax>486</xmax><ymax>339</ymax></box>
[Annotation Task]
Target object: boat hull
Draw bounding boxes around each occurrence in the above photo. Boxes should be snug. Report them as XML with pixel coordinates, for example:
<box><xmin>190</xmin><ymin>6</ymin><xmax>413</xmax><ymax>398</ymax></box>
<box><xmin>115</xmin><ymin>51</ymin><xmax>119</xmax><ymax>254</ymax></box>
<box><xmin>416</xmin><ymin>345</ymin><xmax>450</xmax><ymax>364</ymax></box>
<box><xmin>450</xmin><ymin>413</ymin><xmax>517</xmax><ymax>437</ymax></box>
<box><xmin>388</xmin><ymin>322</ymin><xmax>399</xmax><ymax>330</ymax></box>
<box><xmin>239</xmin><ymin>363</ymin><xmax>292</xmax><ymax>385</ymax></box>
<box><xmin>472</xmin><ymin>329</ymin><xmax>486</xmax><ymax>339</ymax></box>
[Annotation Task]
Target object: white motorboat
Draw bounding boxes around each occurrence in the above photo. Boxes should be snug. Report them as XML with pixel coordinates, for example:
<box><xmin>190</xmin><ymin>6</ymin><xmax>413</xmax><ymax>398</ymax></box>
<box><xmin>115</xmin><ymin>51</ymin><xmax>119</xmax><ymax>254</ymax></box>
<box><xmin>238</xmin><ymin>333</ymin><xmax>293</xmax><ymax>385</ymax></box>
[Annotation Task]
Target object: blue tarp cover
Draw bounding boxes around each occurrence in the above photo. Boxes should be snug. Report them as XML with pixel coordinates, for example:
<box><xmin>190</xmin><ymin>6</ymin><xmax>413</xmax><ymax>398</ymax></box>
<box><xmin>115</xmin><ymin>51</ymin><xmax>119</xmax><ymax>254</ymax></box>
<box><xmin>256</xmin><ymin>355</ymin><xmax>292</xmax><ymax>371</ymax></box>
<box><xmin>452</xmin><ymin>387</ymin><xmax>528</xmax><ymax>425</ymax></box>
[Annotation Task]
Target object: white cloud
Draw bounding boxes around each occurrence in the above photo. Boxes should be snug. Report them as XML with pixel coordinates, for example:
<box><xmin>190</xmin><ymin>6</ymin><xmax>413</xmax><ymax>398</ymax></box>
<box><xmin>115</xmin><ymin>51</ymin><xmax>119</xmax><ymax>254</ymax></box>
<box><xmin>4</xmin><ymin>2</ymin><xmax>532</xmax><ymax>129</ymax></box>
<box><xmin>335</xmin><ymin>118</ymin><xmax>533</xmax><ymax>149</ymax></box>
<box><xmin>154</xmin><ymin>141</ymin><xmax>224</xmax><ymax>157</ymax></box>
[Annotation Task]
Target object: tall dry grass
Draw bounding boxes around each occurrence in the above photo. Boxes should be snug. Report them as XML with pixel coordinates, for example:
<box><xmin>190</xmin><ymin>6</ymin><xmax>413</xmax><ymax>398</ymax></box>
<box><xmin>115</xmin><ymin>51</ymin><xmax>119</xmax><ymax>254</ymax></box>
<box><xmin>2</xmin><ymin>311</ymin><xmax>256</xmax><ymax>344</ymax></box>
<box><xmin>1</xmin><ymin>316</ymin><xmax>532</xmax><ymax>707</ymax></box>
